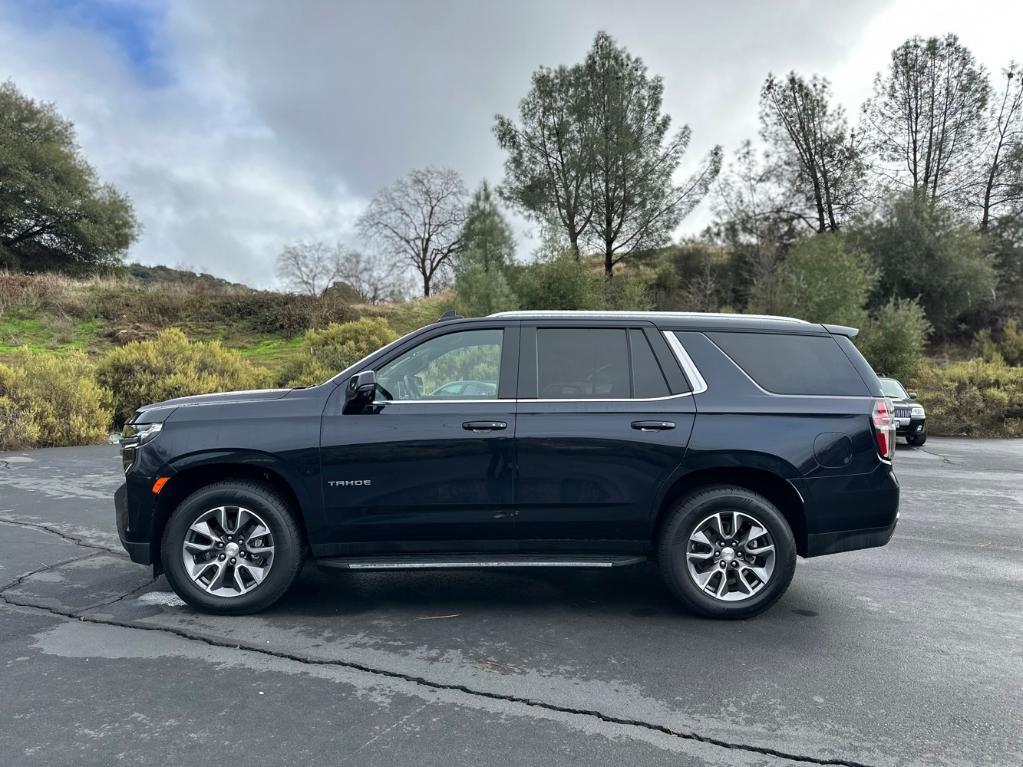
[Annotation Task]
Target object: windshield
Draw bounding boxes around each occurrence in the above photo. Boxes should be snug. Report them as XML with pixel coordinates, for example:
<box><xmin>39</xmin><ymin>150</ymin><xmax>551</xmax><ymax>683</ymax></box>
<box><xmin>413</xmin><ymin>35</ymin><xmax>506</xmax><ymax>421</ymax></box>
<box><xmin>879</xmin><ymin>378</ymin><xmax>909</xmax><ymax>399</ymax></box>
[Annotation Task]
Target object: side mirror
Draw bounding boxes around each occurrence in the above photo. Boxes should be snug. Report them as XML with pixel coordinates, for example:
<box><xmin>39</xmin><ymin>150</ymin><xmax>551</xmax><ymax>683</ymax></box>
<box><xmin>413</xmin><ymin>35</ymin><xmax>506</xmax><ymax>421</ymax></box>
<box><xmin>343</xmin><ymin>370</ymin><xmax>377</xmax><ymax>413</ymax></box>
<box><xmin>908</xmin><ymin>391</ymin><xmax>918</xmax><ymax>400</ymax></box>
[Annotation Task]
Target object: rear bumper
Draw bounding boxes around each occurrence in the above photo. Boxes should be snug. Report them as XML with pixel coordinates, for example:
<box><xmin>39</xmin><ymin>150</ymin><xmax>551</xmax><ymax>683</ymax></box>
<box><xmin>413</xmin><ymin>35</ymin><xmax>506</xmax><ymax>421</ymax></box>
<box><xmin>796</xmin><ymin>462</ymin><xmax>900</xmax><ymax>557</ymax></box>
<box><xmin>806</xmin><ymin>515</ymin><xmax>898</xmax><ymax>556</ymax></box>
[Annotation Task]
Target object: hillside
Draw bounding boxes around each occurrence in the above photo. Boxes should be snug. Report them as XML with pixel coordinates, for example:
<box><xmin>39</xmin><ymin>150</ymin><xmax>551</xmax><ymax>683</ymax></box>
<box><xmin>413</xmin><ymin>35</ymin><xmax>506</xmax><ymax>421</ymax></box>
<box><xmin>0</xmin><ymin>267</ymin><xmax>455</xmax><ymax>370</ymax></box>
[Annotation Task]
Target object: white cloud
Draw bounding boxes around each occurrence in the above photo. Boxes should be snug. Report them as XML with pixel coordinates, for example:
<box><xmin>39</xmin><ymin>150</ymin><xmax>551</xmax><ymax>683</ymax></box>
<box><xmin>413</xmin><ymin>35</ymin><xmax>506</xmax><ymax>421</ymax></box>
<box><xmin>2</xmin><ymin>0</ymin><xmax>1021</xmax><ymax>285</ymax></box>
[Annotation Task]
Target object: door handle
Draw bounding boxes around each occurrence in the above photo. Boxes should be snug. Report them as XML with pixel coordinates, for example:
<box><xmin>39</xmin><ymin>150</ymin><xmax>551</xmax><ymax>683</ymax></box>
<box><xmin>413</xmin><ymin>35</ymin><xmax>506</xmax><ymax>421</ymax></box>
<box><xmin>463</xmin><ymin>421</ymin><xmax>508</xmax><ymax>432</ymax></box>
<box><xmin>631</xmin><ymin>420</ymin><xmax>676</xmax><ymax>431</ymax></box>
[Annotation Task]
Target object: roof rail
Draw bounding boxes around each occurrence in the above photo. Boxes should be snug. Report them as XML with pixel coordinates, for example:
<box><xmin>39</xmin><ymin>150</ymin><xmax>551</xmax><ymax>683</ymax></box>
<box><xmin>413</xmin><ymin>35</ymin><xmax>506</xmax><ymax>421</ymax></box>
<box><xmin>487</xmin><ymin>310</ymin><xmax>811</xmax><ymax>324</ymax></box>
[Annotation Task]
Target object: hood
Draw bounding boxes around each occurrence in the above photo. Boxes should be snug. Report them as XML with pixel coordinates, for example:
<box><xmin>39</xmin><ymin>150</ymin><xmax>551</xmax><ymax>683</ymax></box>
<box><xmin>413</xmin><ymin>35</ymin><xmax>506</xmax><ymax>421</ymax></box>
<box><xmin>131</xmin><ymin>388</ymin><xmax>292</xmax><ymax>423</ymax></box>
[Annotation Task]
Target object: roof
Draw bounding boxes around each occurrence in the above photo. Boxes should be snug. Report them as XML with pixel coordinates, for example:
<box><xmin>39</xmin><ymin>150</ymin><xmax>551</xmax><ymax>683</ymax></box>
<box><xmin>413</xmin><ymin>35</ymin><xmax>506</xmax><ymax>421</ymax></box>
<box><xmin>485</xmin><ymin>310</ymin><xmax>830</xmax><ymax>334</ymax></box>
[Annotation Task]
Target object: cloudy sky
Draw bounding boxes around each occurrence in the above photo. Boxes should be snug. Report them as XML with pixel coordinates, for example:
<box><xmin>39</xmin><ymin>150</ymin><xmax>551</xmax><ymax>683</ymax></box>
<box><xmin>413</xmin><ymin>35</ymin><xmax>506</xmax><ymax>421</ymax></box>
<box><xmin>2</xmin><ymin>0</ymin><xmax>1021</xmax><ymax>288</ymax></box>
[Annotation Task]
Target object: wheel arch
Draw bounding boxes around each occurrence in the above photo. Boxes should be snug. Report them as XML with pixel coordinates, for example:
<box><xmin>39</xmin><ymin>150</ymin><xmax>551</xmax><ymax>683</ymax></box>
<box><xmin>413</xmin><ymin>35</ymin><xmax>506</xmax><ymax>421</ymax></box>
<box><xmin>150</xmin><ymin>454</ymin><xmax>309</xmax><ymax>571</ymax></box>
<box><xmin>654</xmin><ymin>467</ymin><xmax>808</xmax><ymax>556</ymax></box>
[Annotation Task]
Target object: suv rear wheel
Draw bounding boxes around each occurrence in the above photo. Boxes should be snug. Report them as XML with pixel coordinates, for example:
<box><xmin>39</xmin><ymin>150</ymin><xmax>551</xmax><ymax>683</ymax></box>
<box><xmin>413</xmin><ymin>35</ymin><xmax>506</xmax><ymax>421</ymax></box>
<box><xmin>657</xmin><ymin>485</ymin><xmax>796</xmax><ymax>619</ymax></box>
<box><xmin>161</xmin><ymin>481</ymin><xmax>304</xmax><ymax>614</ymax></box>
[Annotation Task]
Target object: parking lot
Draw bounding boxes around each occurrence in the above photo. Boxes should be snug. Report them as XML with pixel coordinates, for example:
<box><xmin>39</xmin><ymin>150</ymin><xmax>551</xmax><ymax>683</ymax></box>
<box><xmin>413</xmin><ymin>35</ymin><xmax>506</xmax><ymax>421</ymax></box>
<box><xmin>1</xmin><ymin>438</ymin><xmax>1021</xmax><ymax>766</ymax></box>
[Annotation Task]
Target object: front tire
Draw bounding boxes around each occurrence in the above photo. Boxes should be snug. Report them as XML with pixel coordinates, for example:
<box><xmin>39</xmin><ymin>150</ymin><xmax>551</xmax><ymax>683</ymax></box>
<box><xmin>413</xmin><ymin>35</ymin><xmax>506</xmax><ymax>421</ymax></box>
<box><xmin>161</xmin><ymin>481</ymin><xmax>304</xmax><ymax>615</ymax></box>
<box><xmin>657</xmin><ymin>485</ymin><xmax>796</xmax><ymax>619</ymax></box>
<box><xmin>906</xmin><ymin>430</ymin><xmax>927</xmax><ymax>446</ymax></box>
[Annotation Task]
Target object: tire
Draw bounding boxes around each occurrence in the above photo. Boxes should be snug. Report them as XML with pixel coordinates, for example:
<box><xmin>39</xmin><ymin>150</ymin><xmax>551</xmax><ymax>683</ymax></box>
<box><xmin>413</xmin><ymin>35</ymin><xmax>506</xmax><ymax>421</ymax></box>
<box><xmin>906</xmin><ymin>431</ymin><xmax>927</xmax><ymax>446</ymax></box>
<box><xmin>657</xmin><ymin>485</ymin><xmax>796</xmax><ymax>620</ymax></box>
<box><xmin>161</xmin><ymin>480</ymin><xmax>304</xmax><ymax>615</ymax></box>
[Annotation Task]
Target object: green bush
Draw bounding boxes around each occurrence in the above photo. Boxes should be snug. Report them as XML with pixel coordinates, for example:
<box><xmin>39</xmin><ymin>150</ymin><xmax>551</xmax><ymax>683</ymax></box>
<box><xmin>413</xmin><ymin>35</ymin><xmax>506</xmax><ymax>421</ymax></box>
<box><xmin>856</xmin><ymin>298</ymin><xmax>932</xmax><ymax>382</ymax></box>
<box><xmin>279</xmin><ymin>317</ymin><xmax>398</xmax><ymax>387</ymax></box>
<box><xmin>751</xmin><ymin>234</ymin><xmax>874</xmax><ymax>326</ymax></box>
<box><xmin>510</xmin><ymin>254</ymin><xmax>603</xmax><ymax>310</ymax></box>
<box><xmin>0</xmin><ymin>349</ymin><xmax>112</xmax><ymax>449</ymax></box>
<box><xmin>974</xmin><ymin>318</ymin><xmax>1023</xmax><ymax>366</ymax></box>
<box><xmin>455</xmin><ymin>262</ymin><xmax>519</xmax><ymax>317</ymax></box>
<box><xmin>912</xmin><ymin>358</ymin><xmax>1023</xmax><ymax>437</ymax></box>
<box><xmin>96</xmin><ymin>328</ymin><xmax>271</xmax><ymax>425</ymax></box>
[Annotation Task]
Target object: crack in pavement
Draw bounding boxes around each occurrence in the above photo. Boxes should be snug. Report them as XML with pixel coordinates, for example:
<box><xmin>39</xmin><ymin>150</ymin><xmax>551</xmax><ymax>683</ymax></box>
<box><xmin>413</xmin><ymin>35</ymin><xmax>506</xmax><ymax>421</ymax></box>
<box><xmin>0</xmin><ymin>516</ymin><xmax>878</xmax><ymax>767</ymax></box>
<box><xmin>0</xmin><ymin>515</ymin><xmax>124</xmax><ymax>555</ymax></box>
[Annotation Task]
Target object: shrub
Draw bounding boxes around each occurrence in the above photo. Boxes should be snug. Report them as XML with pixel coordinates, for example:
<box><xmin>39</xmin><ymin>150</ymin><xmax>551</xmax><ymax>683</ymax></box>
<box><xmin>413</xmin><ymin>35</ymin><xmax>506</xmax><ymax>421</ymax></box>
<box><xmin>974</xmin><ymin>318</ymin><xmax>1023</xmax><ymax>366</ymax></box>
<box><xmin>455</xmin><ymin>263</ymin><xmax>519</xmax><ymax>317</ymax></box>
<box><xmin>96</xmin><ymin>328</ymin><xmax>270</xmax><ymax>424</ymax></box>
<box><xmin>855</xmin><ymin>190</ymin><xmax>995</xmax><ymax>334</ymax></box>
<box><xmin>510</xmin><ymin>254</ymin><xmax>603</xmax><ymax>310</ymax></box>
<box><xmin>279</xmin><ymin>317</ymin><xmax>398</xmax><ymax>387</ymax></box>
<box><xmin>911</xmin><ymin>358</ymin><xmax>1023</xmax><ymax>437</ymax></box>
<box><xmin>751</xmin><ymin>234</ymin><xmax>874</xmax><ymax>326</ymax></box>
<box><xmin>856</xmin><ymin>298</ymin><xmax>932</xmax><ymax>382</ymax></box>
<box><xmin>0</xmin><ymin>350</ymin><xmax>112</xmax><ymax>449</ymax></box>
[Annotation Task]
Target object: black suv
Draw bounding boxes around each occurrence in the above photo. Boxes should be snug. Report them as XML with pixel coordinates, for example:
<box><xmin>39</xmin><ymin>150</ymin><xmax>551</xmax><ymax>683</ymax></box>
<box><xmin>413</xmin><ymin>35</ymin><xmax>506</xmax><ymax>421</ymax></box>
<box><xmin>115</xmin><ymin>311</ymin><xmax>900</xmax><ymax>619</ymax></box>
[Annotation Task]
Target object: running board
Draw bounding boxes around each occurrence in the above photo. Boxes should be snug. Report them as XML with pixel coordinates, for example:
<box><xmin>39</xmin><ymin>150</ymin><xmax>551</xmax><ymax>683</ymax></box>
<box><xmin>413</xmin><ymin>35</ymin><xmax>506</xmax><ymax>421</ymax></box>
<box><xmin>316</xmin><ymin>554</ymin><xmax>647</xmax><ymax>571</ymax></box>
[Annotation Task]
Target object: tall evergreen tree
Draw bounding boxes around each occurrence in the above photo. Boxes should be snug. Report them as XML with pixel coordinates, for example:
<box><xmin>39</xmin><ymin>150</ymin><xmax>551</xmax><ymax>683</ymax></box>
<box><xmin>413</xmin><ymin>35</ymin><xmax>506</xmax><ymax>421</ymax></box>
<box><xmin>456</xmin><ymin>182</ymin><xmax>515</xmax><ymax>273</ymax></box>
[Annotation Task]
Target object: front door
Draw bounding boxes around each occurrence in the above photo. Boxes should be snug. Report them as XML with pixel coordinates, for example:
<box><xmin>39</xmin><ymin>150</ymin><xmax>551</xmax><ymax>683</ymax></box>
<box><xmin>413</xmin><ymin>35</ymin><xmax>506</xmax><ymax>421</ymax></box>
<box><xmin>319</xmin><ymin>323</ymin><xmax>518</xmax><ymax>549</ymax></box>
<box><xmin>514</xmin><ymin>324</ymin><xmax>695</xmax><ymax>546</ymax></box>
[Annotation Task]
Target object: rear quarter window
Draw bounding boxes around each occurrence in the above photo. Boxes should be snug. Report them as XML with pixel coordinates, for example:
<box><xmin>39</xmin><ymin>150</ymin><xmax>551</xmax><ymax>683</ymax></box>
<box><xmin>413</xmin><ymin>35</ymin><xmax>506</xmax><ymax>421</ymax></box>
<box><xmin>706</xmin><ymin>331</ymin><xmax>870</xmax><ymax>396</ymax></box>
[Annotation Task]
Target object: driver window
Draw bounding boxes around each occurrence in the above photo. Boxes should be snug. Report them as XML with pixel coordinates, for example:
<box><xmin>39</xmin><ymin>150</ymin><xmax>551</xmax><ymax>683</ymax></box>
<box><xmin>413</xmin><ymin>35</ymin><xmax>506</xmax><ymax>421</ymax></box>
<box><xmin>375</xmin><ymin>329</ymin><xmax>503</xmax><ymax>401</ymax></box>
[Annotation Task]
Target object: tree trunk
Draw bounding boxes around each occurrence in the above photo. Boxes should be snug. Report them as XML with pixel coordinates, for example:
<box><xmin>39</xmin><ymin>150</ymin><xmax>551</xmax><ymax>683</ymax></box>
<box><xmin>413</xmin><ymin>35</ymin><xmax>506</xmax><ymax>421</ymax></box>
<box><xmin>422</xmin><ymin>273</ymin><xmax>431</xmax><ymax>297</ymax></box>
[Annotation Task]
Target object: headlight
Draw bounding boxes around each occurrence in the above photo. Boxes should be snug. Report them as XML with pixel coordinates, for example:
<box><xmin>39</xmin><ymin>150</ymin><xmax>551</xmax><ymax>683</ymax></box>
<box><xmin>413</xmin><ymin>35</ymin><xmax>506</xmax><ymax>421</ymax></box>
<box><xmin>120</xmin><ymin>423</ymin><xmax>162</xmax><ymax>473</ymax></box>
<box><xmin>911</xmin><ymin>405</ymin><xmax>925</xmax><ymax>418</ymax></box>
<box><xmin>121</xmin><ymin>422</ymin><xmax>163</xmax><ymax>445</ymax></box>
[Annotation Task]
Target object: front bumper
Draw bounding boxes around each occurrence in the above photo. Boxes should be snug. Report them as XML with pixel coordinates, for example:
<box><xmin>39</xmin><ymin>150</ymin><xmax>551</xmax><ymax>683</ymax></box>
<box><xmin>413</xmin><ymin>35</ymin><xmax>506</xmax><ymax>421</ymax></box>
<box><xmin>895</xmin><ymin>416</ymin><xmax>926</xmax><ymax>436</ymax></box>
<box><xmin>115</xmin><ymin>482</ymin><xmax>155</xmax><ymax>564</ymax></box>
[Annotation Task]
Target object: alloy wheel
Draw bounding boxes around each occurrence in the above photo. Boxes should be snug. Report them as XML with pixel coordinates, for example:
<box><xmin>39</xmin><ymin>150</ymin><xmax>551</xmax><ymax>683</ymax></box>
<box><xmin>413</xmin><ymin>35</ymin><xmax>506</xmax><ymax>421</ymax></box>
<box><xmin>685</xmin><ymin>511</ymin><xmax>776</xmax><ymax>602</ymax></box>
<box><xmin>181</xmin><ymin>505</ymin><xmax>275</xmax><ymax>597</ymax></box>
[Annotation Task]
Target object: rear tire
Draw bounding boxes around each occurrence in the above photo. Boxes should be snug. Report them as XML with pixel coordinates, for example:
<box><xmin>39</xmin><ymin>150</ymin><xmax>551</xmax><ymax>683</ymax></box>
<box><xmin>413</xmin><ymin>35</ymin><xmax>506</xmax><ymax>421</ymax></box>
<box><xmin>657</xmin><ymin>485</ymin><xmax>796</xmax><ymax>619</ymax></box>
<box><xmin>161</xmin><ymin>480</ymin><xmax>304</xmax><ymax>615</ymax></box>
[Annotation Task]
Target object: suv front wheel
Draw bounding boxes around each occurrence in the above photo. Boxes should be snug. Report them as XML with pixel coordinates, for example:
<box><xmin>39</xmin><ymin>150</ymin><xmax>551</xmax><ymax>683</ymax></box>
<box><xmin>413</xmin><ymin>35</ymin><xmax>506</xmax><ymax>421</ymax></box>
<box><xmin>161</xmin><ymin>481</ymin><xmax>304</xmax><ymax>614</ymax></box>
<box><xmin>657</xmin><ymin>485</ymin><xmax>796</xmax><ymax>619</ymax></box>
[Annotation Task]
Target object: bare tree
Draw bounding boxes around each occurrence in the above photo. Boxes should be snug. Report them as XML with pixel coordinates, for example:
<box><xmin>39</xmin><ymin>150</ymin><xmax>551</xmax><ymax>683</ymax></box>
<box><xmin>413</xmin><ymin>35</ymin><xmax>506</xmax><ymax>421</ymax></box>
<box><xmin>275</xmin><ymin>241</ymin><xmax>343</xmax><ymax>296</ymax></box>
<box><xmin>980</xmin><ymin>64</ymin><xmax>1023</xmax><ymax>229</ymax></box>
<box><xmin>334</xmin><ymin>249</ymin><xmax>410</xmax><ymax>304</ymax></box>
<box><xmin>357</xmin><ymin>168</ymin><xmax>467</xmax><ymax>297</ymax></box>
<box><xmin>862</xmin><ymin>34</ymin><xmax>990</xmax><ymax>206</ymax></box>
<box><xmin>761</xmin><ymin>73</ymin><xmax>863</xmax><ymax>232</ymax></box>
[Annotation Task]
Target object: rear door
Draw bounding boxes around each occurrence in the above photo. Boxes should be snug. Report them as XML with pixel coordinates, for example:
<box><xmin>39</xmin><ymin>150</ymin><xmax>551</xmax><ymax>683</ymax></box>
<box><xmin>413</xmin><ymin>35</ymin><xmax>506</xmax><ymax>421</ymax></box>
<box><xmin>513</xmin><ymin>322</ymin><xmax>695</xmax><ymax>547</ymax></box>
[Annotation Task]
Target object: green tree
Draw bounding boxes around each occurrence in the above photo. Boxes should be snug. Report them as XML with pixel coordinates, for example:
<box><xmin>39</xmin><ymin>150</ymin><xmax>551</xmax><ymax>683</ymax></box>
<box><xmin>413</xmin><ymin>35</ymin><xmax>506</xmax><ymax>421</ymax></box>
<box><xmin>857</xmin><ymin>190</ymin><xmax>995</xmax><ymax>334</ymax></box>
<box><xmin>0</xmin><ymin>81</ymin><xmax>138</xmax><ymax>271</ymax></box>
<box><xmin>856</xmin><ymin>298</ymin><xmax>932</xmax><ymax>381</ymax></box>
<box><xmin>760</xmin><ymin>73</ymin><xmax>864</xmax><ymax>232</ymax></box>
<box><xmin>751</xmin><ymin>234</ymin><xmax>875</xmax><ymax>326</ymax></box>
<box><xmin>496</xmin><ymin>32</ymin><xmax>720</xmax><ymax>275</ymax></box>
<box><xmin>456</xmin><ymin>182</ymin><xmax>515</xmax><ymax>273</ymax></box>
<box><xmin>582</xmin><ymin>32</ymin><xmax>721</xmax><ymax>277</ymax></box>
<box><xmin>494</xmin><ymin>65</ymin><xmax>593</xmax><ymax>257</ymax></box>
<box><xmin>862</xmin><ymin>35</ymin><xmax>990</xmax><ymax>206</ymax></box>
<box><xmin>279</xmin><ymin>318</ymin><xmax>398</xmax><ymax>387</ymax></box>
<box><xmin>454</xmin><ymin>182</ymin><xmax>518</xmax><ymax>316</ymax></box>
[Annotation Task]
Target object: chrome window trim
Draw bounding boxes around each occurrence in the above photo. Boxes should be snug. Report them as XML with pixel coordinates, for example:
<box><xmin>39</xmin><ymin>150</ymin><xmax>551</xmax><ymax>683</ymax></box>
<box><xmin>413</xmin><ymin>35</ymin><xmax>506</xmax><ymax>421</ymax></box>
<box><xmin>663</xmin><ymin>331</ymin><xmax>708</xmax><ymax>395</ymax></box>
<box><xmin>372</xmin><ymin>391</ymin><xmax>695</xmax><ymax>405</ymax></box>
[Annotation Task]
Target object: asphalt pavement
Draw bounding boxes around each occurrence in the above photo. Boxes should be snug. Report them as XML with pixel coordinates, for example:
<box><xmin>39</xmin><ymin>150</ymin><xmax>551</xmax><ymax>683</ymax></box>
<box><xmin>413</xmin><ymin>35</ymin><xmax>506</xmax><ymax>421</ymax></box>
<box><xmin>1</xmin><ymin>438</ymin><xmax>1021</xmax><ymax>767</ymax></box>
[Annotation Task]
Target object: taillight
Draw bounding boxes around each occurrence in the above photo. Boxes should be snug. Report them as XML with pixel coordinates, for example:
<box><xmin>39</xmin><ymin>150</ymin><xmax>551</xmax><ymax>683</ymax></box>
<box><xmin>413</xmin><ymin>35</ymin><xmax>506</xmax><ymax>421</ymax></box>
<box><xmin>872</xmin><ymin>398</ymin><xmax>895</xmax><ymax>461</ymax></box>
